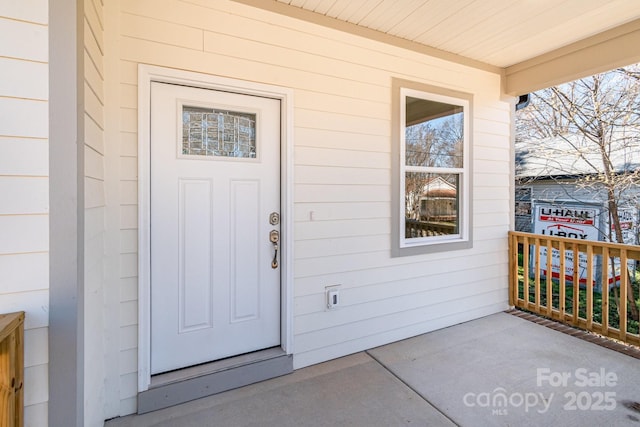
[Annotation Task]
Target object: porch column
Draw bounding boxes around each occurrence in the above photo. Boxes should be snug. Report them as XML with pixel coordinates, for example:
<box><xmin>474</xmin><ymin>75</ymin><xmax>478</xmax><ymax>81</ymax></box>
<box><xmin>49</xmin><ymin>0</ymin><xmax>85</xmax><ymax>426</ymax></box>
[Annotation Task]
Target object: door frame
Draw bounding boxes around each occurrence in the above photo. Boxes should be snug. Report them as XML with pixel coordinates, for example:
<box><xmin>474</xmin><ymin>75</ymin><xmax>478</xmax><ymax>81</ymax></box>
<box><xmin>137</xmin><ymin>65</ymin><xmax>294</xmax><ymax>392</ymax></box>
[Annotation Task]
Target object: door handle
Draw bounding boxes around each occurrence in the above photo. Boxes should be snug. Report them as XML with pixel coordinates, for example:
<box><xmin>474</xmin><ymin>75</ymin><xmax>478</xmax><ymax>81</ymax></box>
<box><xmin>270</xmin><ymin>230</ymin><xmax>279</xmax><ymax>269</ymax></box>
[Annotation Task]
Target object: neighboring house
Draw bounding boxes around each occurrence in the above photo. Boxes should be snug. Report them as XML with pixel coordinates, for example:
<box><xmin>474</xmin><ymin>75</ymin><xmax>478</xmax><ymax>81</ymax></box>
<box><xmin>1</xmin><ymin>1</ymin><xmax>640</xmax><ymax>426</ymax></box>
<box><xmin>515</xmin><ymin>133</ymin><xmax>640</xmax><ymax>243</ymax></box>
<box><xmin>418</xmin><ymin>176</ymin><xmax>458</xmax><ymax>222</ymax></box>
<box><xmin>406</xmin><ymin>176</ymin><xmax>458</xmax><ymax>237</ymax></box>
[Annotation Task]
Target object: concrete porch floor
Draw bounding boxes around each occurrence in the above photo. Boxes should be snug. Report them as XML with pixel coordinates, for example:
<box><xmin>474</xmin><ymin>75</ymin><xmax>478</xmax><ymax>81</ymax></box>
<box><xmin>106</xmin><ymin>313</ymin><xmax>640</xmax><ymax>426</ymax></box>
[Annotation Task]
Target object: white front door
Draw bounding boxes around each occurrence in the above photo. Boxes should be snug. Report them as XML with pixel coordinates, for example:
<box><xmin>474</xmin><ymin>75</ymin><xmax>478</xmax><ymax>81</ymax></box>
<box><xmin>150</xmin><ymin>82</ymin><xmax>281</xmax><ymax>374</ymax></box>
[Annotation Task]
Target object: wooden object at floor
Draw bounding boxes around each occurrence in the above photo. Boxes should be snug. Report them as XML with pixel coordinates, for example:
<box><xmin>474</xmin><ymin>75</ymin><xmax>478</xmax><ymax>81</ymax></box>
<box><xmin>0</xmin><ymin>312</ymin><xmax>24</xmax><ymax>427</ymax></box>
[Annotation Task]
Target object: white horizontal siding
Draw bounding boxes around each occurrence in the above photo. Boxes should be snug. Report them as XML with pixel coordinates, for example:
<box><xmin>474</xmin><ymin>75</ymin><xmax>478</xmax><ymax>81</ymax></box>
<box><xmin>0</xmin><ymin>253</ymin><xmax>48</xmax><ymax>295</ymax></box>
<box><xmin>119</xmin><ymin>324</ymin><xmax>137</xmax><ymax>351</ymax></box>
<box><xmin>119</xmin><ymin>205</ymin><xmax>137</xmax><ymax>229</ymax></box>
<box><xmin>0</xmin><ymin>17</ymin><xmax>48</xmax><ymax>61</ymax></box>
<box><xmin>296</xmin><ymin>109</ymin><xmax>389</xmax><ymax>135</ymax></box>
<box><xmin>0</xmin><ymin>216</ymin><xmax>48</xmax><ymax>255</ymax></box>
<box><xmin>295</xmin><ymin>235</ymin><xmax>390</xmax><ymax>259</ymax></box>
<box><xmin>296</xmin><ymin>278</ymin><xmax>500</xmax><ymax>321</ymax></box>
<box><xmin>475</xmin><ymin>145</ymin><xmax>510</xmax><ymax>162</ymax></box>
<box><xmin>0</xmin><ymin>138</ymin><xmax>48</xmax><ymax>176</ymax></box>
<box><xmin>293</xmin><ymin>257</ymin><xmax>485</xmax><ymax>297</ymax></box>
<box><xmin>24</xmin><ymin>363</ymin><xmax>48</xmax><ymax>407</ymax></box>
<box><xmin>84</xmin><ymin>22</ymin><xmax>103</xmax><ymax>80</ymax></box>
<box><xmin>120</xmin><ymin>13</ymin><xmax>204</xmax><ymax>50</ymax></box>
<box><xmin>0</xmin><ymin>7</ymin><xmax>50</xmax><ymax>424</ymax></box>
<box><xmin>83</xmin><ymin>0</ymin><xmax>106</xmax><ymax>424</ymax></box>
<box><xmin>295</xmin><ymin>89</ymin><xmax>389</xmax><ymax>120</ymax></box>
<box><xmin>85</xmin><ymin>86</ymin><xmax>104</xmax><ymax>131</ymax></box>
<box><xmin>119</xmin><ymin>132</ymin><xmax>137</xmax><ymax>157</ymax></box>
<box><xmin>119</xmin><ymin>108</ymin><xmax>136</xmax><ymax>132</ymax></box>
<box><xmin>294</xmin><ymin>246</ymin><xmax>506</xmax><ymax>279</ymax></box>
<box><xmin>476</xmin><ymin>171</ymin><xmax>512</xmax><ymax>187</ymax></box>
<box><xmin>119</xmin><ymin>278</ymin><xmax>138</xmax><ymax>303</ymax></box>
<box><xmin>85</xmin><ymin>177</ymin><xmax>105</xmax><ymax>208</ymax></box>
<box><xmin>0</xmin><ymin>58</ymin><xmax>48</xmax><ymax>100</ymax></box>
<box><xmin>475</xmin><ymin>199</ymin><xmax>510</xmax><ymax>214</ymax></box>
<box><xmin>24</xmin><ymin>402</ymin><xmax>47</xmax><ymax>427</ymax></box>
<box><xmin>295</xmin><ymin>218</ymin><xmax>389</xmax><ymax>241</ymax></box>
<box><xmin>108</xmin><ymin>0</ymin><xmax>511</xmax><ymax>414</ymax></box>
<box><xmin>294</xmin><ymin>166</ymin><xmax>390</xmax><ymax>186</ymax></box>
<box><xmin>293</xmin><ymin>127</ymin><xmax>390</xmax><ymax>151</ymax></box>
<box><xmin>294</xmin><ymin>278</ymin><xmax>507</xmax><ymax>337</ymax></box>
<box><xmin>0</xmin><ymin>178</ymin><xmax>48</xmax><ymax>214</ymax></box>
<box><xmin>119</xmin><ymin>181</ymin><xmax>137</xmax><ymax>204</ymax></box>
<box><xmin>86</xmin><ymin>114</ymin><xmax>105</xmax><ymax>156</ymax></box>
<box><xmin>0</xmin><ymin>289</ymin><xmax>49</xmax><ymax>329</ymax></box>
<box><xmin>0</xmin><ymin>0</ymin><xmax>48</xmax><ymax>25</ymax></box>
<box><xmin>85</xmin><ymin>146</ymin><xmax>104</xmax><ymax>180</ymax></box>
<box><xmin>119</xmin><ymin>230</ymin><xmax>137</xmax><ymax>253</ymax></box>
<box><xmin>294</xmin><ymin>202</ymin><xmax>389</xmax><ymax>221</ymax></box>
<box><xmin>295</xmin><ymin>184</ymin><xmax>390</xmax><ymax>204</ymax></box>
<box><xmin>295</xmin><ymin>146</ymin><xmax>389</xmax><ymax>168</ymax></box>
<box><xmin>474</xmin><ymin>118</ymin><xmax>510</xmax><ymax>136</ymax></box>
<box><xmin>0</xmin><ymin>98</ymin><xmax>48</xmax><ymax>138</ymax></box>
<box><xmin>119</xmin><ymin>253</ymin><xmax>137</xmax><ymax>277</ymax></box>
<box><xmin>24</xmin><ymin>327</ymin><xmax>48</xmax><ymax>368</ymax></box>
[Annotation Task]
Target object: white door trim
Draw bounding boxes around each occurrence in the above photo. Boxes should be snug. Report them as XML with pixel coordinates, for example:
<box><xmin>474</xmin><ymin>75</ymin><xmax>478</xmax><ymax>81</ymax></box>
<box><xmin>137</xmin><ymin>65</ymin><xmax>294</xmax><ymax>392</ymax></box>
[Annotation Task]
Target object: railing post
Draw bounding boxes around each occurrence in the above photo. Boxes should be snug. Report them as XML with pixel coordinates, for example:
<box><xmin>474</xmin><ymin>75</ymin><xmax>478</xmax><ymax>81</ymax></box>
<box><xmin>619</xmin><ymin>248</ymin><xmax>628</xmax><ymax>342</ymax></box>
<box><xmin>508</xmin><ymin>232</ymin><xmax>515</xmax><ymax>306</ymax></box>
<box><xmin>0</xmin><ymin>312</ymin><xmax>25</xmax><ymax>427</ymax></box>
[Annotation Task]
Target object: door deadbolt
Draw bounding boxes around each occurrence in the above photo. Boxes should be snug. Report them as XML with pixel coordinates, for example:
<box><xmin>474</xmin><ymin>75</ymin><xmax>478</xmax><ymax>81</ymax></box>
<box><xmin>269</xmin><ymin>212</ymin><xmax>280</xmax><ymax>225</ymax></box>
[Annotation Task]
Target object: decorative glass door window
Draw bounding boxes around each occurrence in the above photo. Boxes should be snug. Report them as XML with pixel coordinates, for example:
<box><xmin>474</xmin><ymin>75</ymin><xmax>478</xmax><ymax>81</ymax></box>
<box><xmin>182</xmin><ymin>106</ymin><xmax>256</xmax><ymax>158</ymax></box>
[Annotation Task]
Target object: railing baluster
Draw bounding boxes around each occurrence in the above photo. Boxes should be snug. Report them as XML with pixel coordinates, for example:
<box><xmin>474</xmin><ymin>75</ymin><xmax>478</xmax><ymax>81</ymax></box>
<box><xmin>546</xmin><ymin>238</ymin><xmax>553</xmax><ymax>316</ymax></box>
<box><xmin>601</xmin><ymin>247</ymin><xmax>609</xmax><ymax>334</ymax></box>
<box><xmin>559</xmin><ymin>240</ymin><xmax>566</xmax><ymax>320</ymax></box>
<box><xmin>534</xmin><ymin>237</ymin><xmax>541</xmax><ymax>311</ymax></box>
<box><xmin>572</xmin><ymin>242</ymin><xmax>579</xmax><ymax>324</ymax></box>
<box><xmin>586</xmin><ymin>243</ymin><xmax>593</xmax><ymax>329</ymax></box>
<box><xmin>523</xmin><ymin>236</ymin><xmax>530</xmax><ymax>305</ymax></box>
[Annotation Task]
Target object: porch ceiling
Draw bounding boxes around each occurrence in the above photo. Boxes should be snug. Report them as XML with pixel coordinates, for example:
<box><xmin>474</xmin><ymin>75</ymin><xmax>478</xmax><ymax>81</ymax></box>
<box><xmin>232</xmin><ymin>0</ymin><xmax>640</xmax><ymax>94</ymax></box>
<box><xmin>271</xmin><ymin>0</ymin><xmax>640</xmax><ymax>68</ymax></box>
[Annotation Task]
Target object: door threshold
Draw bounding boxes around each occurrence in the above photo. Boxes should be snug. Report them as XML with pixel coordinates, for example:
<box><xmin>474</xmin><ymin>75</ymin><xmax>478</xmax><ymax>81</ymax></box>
<box><xmin>138</xmin><ymin>347</ymin><xmax>292</xmax><ymax>414</ymax></box>
<box><xmin>150</xmin><ymin>347</ymin><xmax>287</xmax><ymax>388</ymax></box>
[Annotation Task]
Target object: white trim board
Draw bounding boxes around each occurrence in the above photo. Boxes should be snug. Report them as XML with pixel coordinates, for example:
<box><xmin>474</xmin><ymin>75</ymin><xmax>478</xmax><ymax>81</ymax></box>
<box><xmin>137</xmin><ymin>64</ymin><xmax>295</xmax><ymax>392</ymax></box>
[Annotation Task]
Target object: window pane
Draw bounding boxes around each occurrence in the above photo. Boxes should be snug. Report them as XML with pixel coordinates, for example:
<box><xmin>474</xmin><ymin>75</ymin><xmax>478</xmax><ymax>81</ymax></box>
<box><xmin>182</xmin><ymin>106</ymin><xmax>256</xmax><ymax>158</ymax></box>
<box><xmin>405</xmin><ymin>97</ymin><xmax>463</xmax><ymax>168</ymax></box>
<box><xmin>405</xmin><ymin>172</ymin><xmax>459</xmax><ymax>238</ymax></box>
